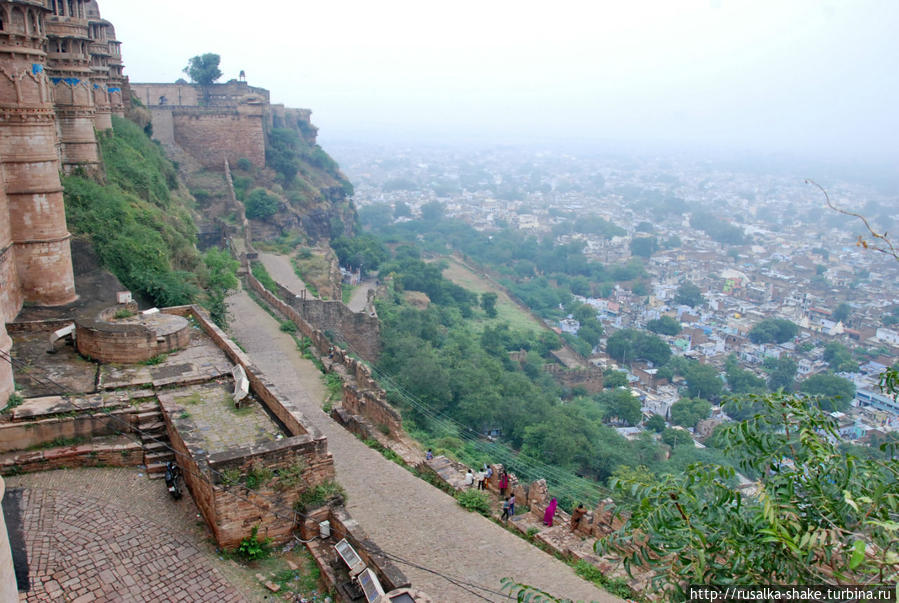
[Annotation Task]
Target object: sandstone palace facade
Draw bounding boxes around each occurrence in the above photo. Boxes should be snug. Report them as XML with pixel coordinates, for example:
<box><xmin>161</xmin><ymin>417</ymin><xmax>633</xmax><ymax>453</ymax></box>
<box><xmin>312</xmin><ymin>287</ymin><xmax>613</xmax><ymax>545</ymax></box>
<box><xmin>0</xmin><ymin>0</ymin><xmax>127</xmax><ymax>403</ymax></box>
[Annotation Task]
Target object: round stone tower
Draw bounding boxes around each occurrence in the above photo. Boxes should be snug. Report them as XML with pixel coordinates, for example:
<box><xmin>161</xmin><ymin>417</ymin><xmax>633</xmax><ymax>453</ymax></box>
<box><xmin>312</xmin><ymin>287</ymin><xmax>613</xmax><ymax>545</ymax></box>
<box><xmin>84</xmin><ymin>0</ymin><xmax>111</xmax><ymax>130</ymax></box>
<box><xmin>0</xmin><ymin>0</ymin><xmax>77</xmax><ymax>306</ymax></box>
<box><xmin>45</xmin><ymin>0</ymin><xmax>100</xmax><ymax>173</ymax></box>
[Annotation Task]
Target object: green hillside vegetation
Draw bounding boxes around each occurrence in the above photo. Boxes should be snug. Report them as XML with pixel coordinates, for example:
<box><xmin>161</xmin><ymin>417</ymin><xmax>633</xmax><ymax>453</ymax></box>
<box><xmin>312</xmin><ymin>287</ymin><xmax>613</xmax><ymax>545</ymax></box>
<box><xmin>63</xmin><ymin>116</ymin><xmax>237</xmax><ymax>325</ymax></box>
<box><xmin>373</xmin><ymin>242</ymin><xmax>739</xmax><ymax>506</ymax></box>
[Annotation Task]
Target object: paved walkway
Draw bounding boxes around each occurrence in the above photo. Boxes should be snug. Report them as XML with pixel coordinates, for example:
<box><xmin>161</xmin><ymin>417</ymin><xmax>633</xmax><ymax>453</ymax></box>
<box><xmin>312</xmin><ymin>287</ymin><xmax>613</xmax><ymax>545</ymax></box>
<box><xmin>227</xmin><ymin>289</ymin><xmax>616</xmax><ymax>603</ymax></box>
<box><xmin>258</xmin><ymin>252</ymin><xmax>310</xmax><ymax>298</ymax></box>
<box><xmin>5</xmin><ymin>468</ymin><xmax>251</xmax><ymax>602</ymax></box>
<box><xmin>346</xmin><ymin>278</ymin><xmax>376</xmax><ymax>313</ymax></box>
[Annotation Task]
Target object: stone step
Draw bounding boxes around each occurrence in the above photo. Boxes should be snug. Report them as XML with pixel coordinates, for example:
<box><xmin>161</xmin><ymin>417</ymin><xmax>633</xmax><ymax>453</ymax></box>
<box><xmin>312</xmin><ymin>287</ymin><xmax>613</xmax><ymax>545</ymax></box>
<box><xmin>143</xmin><ymin>440</ymin><xmax>170</xmax><ymax>452</ymax></box>
<box><xmin>136</xmin><ymin>411</ymin><xmax>162</xmax><ymax>423</ymax></box>
<box><xmin>147</xmin><ymin>472</ymin><xmax>166</xmax><ymax>480</ymax></box>
<box><xmin>146</xmin><ymin>462</ymin><xmax>168</xmax><ymax>475</ymax></box>
<box><xmin>145</xmin><ymin>450</ymin><xmax>175</xmax><ymax>463</ymax></box>
<box><xmin>137</xmin><ymin>421</ymin><xmax>166</xmax><ymax>434</ymax></box>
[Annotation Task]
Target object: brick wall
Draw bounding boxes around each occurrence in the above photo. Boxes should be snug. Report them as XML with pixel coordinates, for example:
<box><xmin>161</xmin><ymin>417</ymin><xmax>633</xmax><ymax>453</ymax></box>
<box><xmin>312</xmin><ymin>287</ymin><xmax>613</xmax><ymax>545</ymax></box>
<box><xmin>206</xmin><ymin>437</ymin><xmax>336</xmax><ymax>547</ymax></box>
<box><xmin>342</xmin><ymin>385</ymin><xmax>402</xmax><ymax>436</ymax></box>
<box><xmin>172</xmin><ymin>106</ymin><xmax>265</xmax><ymax>169</ymax></box>
<box><xmin>245</xmin><ymin>273</ymin><xmax>400</xmax><ymax>437</ymax></box>
<box><xmin>0</xmin><ymin>408</ymin><xmax>138</xmax><ymax>452</ymax></box>
<box><xmin>327</xmin><ymin>507</ymin><xmax>410</xmax><ymax>592</ymax></box>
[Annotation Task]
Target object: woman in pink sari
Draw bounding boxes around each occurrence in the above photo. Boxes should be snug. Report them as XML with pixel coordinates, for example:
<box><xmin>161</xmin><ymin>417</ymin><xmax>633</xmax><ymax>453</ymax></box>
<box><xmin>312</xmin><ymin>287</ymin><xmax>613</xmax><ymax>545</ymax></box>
<box><xmin>543</xmin><ymin>497</ymin><xmax>558</xmax><ymax>527</ymax></box>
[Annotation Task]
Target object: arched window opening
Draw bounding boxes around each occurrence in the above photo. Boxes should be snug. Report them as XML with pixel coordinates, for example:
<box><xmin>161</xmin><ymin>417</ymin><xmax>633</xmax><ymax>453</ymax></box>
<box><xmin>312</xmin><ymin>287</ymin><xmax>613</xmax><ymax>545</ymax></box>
<box><xmin>29</xmin><ymin>11</ymin><xmax>38</xmax><ymax>36</ymax></box>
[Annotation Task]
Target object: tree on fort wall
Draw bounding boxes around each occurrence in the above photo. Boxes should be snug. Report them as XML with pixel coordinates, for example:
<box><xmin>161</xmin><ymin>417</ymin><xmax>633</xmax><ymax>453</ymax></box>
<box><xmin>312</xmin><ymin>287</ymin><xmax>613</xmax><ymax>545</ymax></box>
<box><xmin>183</xmin><ymin>53</ymin><xmax>223</xmax><ymax>103</ymax></box>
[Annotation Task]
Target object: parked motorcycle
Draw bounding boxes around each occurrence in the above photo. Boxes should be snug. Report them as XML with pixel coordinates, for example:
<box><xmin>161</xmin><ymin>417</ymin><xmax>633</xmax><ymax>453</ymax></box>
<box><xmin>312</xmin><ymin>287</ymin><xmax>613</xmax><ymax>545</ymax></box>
<box><xmin>164</xmin><ymin>461</ymin><xmax>183</xmax><ymax>500</ymax></box>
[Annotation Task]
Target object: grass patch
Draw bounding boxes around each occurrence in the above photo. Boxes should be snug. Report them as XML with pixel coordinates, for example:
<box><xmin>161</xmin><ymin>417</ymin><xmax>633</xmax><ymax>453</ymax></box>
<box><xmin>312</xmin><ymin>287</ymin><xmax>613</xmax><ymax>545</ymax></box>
<box><xmin>279</xmin><ymin>319</ymin><xmax>297</xmax><ymax>333</ymax></box>
<box><xmin>245</xmin><ymin>462</ymin><xmax>274</xmax><ymax>490</ymax></box>
<box><xmin>220</xmin><ymin>468</ymin><xmax>241</xmax><ymax>486</ymax></box>
<box><xmin>363</xmin><ymin>438</ymin><xmax>407</xmax><ymax>467</ymax></box>
<box><xmin>456</xmin><ymin>489</ymin><xmax>492</xmax><ymax>516</ymax></box>
<box><xmin>294</xmin><ymin>480</ymin><xmax>347</xmax><ymax>513</ymax></box>
<box><xmin>291</xmin><ymin>253</ymin><xmax>327</xmax><ymax>299</ymax></box>
<box><xmin>139</xmin><ymin>354</ymin><xmax>168</xmax><ymax>365</ymax></box>
<box><xmin>251</xmin><ymin>261</ymin><xmax>278</xmax><ymax>293</ymax></box>
<box><xmin>235</xmin><ymin>525</ymin><xmax>271</xmax><ymax>562</ymax></box>
<box><xmin>2</xmin><ymin>393</ymin><xmax>24</xmax><ymax>413</ymax></box>
<box><xmin>275</xmin><ymin>462</ymin><xmax>307</xmax><ymax>490</ymax></box>
<box><xmin>342</xmin><ymin>284</ymin><xmax>356</xmax><ymax>305</ymax></box>
<box><xmin>440</xmin><ymin>256</ymin><xmax>543</xmax><ymax>333</ymax></box>
<box><xmin>113</xmin><ymin>308</ymin><xmax>136</xmax><ymax>319</ymax></box>
<box><xmin>27</xmin><ymin>436</ymin><xmax>90</xmax><ymax>451</ymax></box>
<box><xmin>175</xmin><ymin>392</ymin><xmax>203</xmax><ymax>405</ymax></box>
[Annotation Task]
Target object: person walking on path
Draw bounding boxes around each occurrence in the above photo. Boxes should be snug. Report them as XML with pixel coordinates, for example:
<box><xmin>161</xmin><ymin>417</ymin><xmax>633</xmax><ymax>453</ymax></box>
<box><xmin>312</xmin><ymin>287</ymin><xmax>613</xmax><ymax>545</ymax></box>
<box><xmin>476</xmin><ymin>468</ymin><xmax>486</xmax><ymax>490</ymax></box>
<box><xmin>501</xmin><ymin>497</ymin><xmax>511</xmax><ymax>522</ymax></box>
<box><xmin>498</xmin><ymin>471</ymin><xmax>509</xmax><ymax>496</ymax></box>
<box><xmin>543</xmin><ymin>497</ymin><xmax>558</xmax><ymax>527</ymax></box>
<box><xmin>570</xmin><ymin>503</ymin><xmax>587</xmax><ymax>531</ymax></box>
<box><xmin>425</xmin><ymin>449</ymin><xmax>433</xmax><ymax>461</ymax></box>
<box><xmin>508</xmin><ymin>493</ymin><xmax>515</xmax><ymax>518</ymax></box>
<box><xmin>484</xmin><ymin>465</ymin><xmax>493</xmax><ymax>489</ymax></box>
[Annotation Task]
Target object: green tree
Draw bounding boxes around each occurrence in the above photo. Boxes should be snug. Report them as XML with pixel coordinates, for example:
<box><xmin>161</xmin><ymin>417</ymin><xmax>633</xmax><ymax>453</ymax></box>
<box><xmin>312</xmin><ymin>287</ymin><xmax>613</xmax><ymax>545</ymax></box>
<box><xmin>764</xmin><ymin>355</ymin><xmax>798</xmax><ymax>392</ymax></box>
<box><xmin>725</xmin><ymin>359</ymin><xmax>767</xmax><ymax>394</ymax></box>
<box><xmin>603</xmin><ymin>369</ymin><xmax>628</xmax><ymax>389</ymax></box>
<box><xmin>645</xmin><ymin>413</ymin><xmax>666</xmax><ymax>433</ymax></box>
<box><xmin>669</xmin><ymin>397</ymin><xmax>712</xmax><ymax>429</ymax></box>
<box><xmin>420</xmin><ymin>201</ymin><xmax>444</xmax><ymax>222</ymax></box>
<box><xmin>661</xmin><ymin>427</ymin><xmax>692</xmax><ymax>448</ymax></box>
<box><xmin>799</xmin><ymin>373</ymin><xmax>856</xmax><ymax>412</ymax></box>
<box><xmin>823</xmin><ymin>342</ymin><xmax>859</xmax><ymax>373</ymax></box>
<box><xmin>673</xmin><ymin>281</ymin><xmax>704</xmax><ymax>308</ymax></box>
<box><xmin>183</xmin><ymin>53</ymin><xmax>222</xmax><ymax>86</ymax></box>
<box><xmin>606</xmin><ymin>329</ymin><xmax>671</xmax><ymax>366</ymax></box>
<box><xmin>647</xmin><ymin>315</ymin><xmax>682</xmax><ymax>336</ymax></box>
<box><xmin>629</xmin><ymin>236</ymin><xmax>658</xmax><ymax>258</ymax></box>
<box><xmin>480</xmin><ymin>292</ymin><xmax>498</xmax><ymax>318</ymax></box>
<box><xmin>832</xmin><ymin>302</ymin><xmax>852</xmax><ymax>323</ymax></box>
<box><xmin>685</xmin><ymin>363</ymin><xmax>723</xmax><ymax>401</ymax></box>
<box><xmin>599</xmin><ymin>392</ymin><xmax>899</xmax><ymax>599</ymax></box>
<box><xmin>596</xmin><ymin>388</ymin><xmax>642</xmax><ymax>426</ymax></box>
<box><xmin>748</xmin><ymin>318</ymin><xmax>799</xmax><ymax>344</ymax></box>
<box><xmin>244</xmin><ymin>188</ymin><xmax>280</xmax><ymax>221</ymax></box>
<box><xmin>201</xmin><ymin>248</ymin><xmax>239</xmax><ymax>327</ymax></box>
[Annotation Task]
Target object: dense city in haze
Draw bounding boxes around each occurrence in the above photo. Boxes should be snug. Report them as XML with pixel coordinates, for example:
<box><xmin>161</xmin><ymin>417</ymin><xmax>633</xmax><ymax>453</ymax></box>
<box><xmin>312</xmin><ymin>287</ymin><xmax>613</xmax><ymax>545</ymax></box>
<box><xmin>334</xmin><ymin>141</ymin><xmax>899</xmax><ymax>447</ymax></box>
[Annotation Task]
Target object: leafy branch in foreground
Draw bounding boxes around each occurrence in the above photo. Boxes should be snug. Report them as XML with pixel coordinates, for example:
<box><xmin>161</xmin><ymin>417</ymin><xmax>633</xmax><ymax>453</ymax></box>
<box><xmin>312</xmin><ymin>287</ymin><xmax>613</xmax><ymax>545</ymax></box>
<box><xmin>597</xmin><ymin>392</ymin><xmax>899</xmax><ymax>600</ymax></box>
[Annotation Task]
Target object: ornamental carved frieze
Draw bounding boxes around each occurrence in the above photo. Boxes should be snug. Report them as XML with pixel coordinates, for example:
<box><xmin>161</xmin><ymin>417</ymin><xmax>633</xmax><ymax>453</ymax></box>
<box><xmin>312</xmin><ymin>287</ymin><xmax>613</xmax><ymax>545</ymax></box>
<box><xmin>0</xmin><ymin>105</ymin><xmax>57</xmax><ymax>123</ymax></box>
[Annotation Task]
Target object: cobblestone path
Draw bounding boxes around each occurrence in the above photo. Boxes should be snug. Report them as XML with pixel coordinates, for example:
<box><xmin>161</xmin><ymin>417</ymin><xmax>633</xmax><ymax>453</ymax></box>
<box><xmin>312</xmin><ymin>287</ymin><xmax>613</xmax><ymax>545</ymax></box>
<box><xmin>227</xmin><ymin>289</ymin><xmax>616</xmax><ymax>602</ymax></box>
<box><xmin>5</xmin><ymin>468</ymin><xmax>249</xmax><ymax>602</ymax></box>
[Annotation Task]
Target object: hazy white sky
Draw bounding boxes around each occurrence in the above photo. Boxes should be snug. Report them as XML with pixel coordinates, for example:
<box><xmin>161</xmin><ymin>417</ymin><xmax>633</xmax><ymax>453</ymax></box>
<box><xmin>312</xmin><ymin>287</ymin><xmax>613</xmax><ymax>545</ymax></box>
<box><xmin>100</xmin><ymin>0</ymin><xmax>899</xmax><ymax>160</ymax></box>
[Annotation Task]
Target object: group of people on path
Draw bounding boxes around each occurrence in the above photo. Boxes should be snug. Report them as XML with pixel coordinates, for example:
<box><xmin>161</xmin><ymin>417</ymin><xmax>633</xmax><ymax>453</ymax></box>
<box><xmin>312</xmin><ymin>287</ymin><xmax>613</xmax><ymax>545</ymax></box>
<box><xmin>452</xmin><ymin>457</ymin><xmax>587</xmax><ymax>530</ymax></box>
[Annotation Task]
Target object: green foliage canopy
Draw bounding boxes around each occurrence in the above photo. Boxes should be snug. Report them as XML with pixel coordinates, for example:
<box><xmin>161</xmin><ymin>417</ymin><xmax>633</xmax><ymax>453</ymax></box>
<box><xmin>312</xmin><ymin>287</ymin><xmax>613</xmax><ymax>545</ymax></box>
<box><xmin>183</xmin><ymin>53</ymin><xmax>222</xmax><ymax>86</ymax></box>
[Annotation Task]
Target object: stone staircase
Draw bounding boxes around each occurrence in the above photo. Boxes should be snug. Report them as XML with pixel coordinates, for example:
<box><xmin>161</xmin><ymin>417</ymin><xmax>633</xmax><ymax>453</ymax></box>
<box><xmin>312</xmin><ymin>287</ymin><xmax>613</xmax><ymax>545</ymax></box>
<box><xmin>136</xmin><ymin>408</ymin><xmax>175</xmax><ymax>479</ymax></box>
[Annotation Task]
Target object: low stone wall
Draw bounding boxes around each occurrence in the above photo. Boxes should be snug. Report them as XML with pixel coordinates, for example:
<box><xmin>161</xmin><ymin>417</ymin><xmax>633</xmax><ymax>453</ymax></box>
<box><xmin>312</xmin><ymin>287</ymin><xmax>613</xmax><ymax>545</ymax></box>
<box><xmin>0</xmin><ymin>409</ymin><xmax>138</xmax><ymax>453</ymax></box>
<box><xmin>342</xmin><ymin>384</ymin><xmax>402</xmax><ymax>437</ymax></box>
<box><xmin>327</xmin><ymin>506</ymin><xmax>410</xmax><ymax>592</ymax></box>
<box><xmin>0</xmin><ymin>437</ymin><xmax>143</xmax><ymax>474</ymax></box>
<box><xmin>245</xmin><ymin>273</ymin><xmax>401</xmax><ymax>438</ymax></box>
